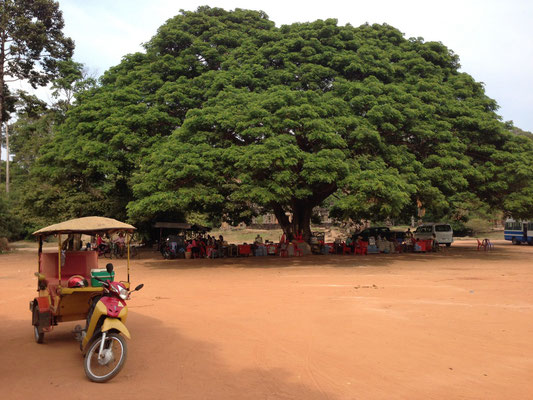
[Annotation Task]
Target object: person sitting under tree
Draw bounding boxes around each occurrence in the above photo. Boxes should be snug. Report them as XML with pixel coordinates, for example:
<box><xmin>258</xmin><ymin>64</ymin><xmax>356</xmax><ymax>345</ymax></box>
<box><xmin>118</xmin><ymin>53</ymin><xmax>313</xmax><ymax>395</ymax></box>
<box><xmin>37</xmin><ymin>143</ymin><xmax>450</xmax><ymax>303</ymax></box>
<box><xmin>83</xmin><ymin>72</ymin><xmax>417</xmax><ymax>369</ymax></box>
<box><xmin>114</xmin><ymin>233</ymin><xmax>126</xmax><ymax>256</ymax></box>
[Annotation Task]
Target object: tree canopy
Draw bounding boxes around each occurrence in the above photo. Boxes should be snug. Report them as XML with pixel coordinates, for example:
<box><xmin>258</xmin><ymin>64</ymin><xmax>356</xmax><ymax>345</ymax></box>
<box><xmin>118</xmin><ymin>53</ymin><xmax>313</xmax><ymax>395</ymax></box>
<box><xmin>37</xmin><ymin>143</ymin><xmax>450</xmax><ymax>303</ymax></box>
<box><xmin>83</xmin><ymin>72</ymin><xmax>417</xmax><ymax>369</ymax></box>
<box><xmin>0</xmin><ymin>0</ymin><xmax>74</xmax><ymax>125</ymax></box>
<box><xmin>28</xmin><ymin>7</ymin><xmax>533</xmax><ymax>237</ymax></box>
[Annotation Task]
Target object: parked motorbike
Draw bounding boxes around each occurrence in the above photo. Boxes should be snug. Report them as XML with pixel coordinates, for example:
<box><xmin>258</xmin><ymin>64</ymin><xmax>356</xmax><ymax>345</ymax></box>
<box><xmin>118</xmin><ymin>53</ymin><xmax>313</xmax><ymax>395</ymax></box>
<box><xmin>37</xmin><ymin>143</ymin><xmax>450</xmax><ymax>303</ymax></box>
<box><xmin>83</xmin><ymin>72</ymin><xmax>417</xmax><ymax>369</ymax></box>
<box><xmin>160</xmin><ymin>239</ymin><xmax>181</xmax><ymax>259</ymax></box>
<box><xmin>76</xmin><ymin>263</ymin><xmax>143</xmax><ymax>382</ymax></box>
<box><xmin>97</xmin><ymin>242</ymin><xmax>112</xmax><ymax>258</ymax></box>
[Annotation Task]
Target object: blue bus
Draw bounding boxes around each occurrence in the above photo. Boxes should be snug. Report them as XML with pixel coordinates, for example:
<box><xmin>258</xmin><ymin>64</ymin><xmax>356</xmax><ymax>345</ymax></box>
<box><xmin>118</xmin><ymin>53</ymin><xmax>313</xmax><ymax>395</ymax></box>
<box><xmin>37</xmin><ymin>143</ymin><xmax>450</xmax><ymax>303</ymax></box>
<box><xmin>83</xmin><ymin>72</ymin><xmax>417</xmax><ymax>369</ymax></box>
<box><xmin>504</xmin><ymin>219</ymin><xmax>533</xmax><ymax>245</ymax></box>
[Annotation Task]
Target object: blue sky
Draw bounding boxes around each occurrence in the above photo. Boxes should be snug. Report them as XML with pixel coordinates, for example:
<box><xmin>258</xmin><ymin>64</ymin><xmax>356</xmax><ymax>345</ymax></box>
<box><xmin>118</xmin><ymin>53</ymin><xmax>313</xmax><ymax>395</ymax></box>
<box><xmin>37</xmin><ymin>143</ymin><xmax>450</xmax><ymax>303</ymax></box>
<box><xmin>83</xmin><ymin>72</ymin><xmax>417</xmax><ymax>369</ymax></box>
<box><xmin>11</xmin><ymin>0</ymin><xmax>533</xmax><ymax>132</ymax></box>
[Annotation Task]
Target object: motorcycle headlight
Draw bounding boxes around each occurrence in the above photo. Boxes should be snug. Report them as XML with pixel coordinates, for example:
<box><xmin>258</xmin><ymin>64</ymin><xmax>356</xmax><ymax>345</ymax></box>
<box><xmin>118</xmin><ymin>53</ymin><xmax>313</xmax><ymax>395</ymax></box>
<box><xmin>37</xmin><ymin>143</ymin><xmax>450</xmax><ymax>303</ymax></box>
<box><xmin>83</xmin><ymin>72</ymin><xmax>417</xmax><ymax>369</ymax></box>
<box><xmin>119</xmin><ymin>286</ymin><xmax>129</xmax><ymax>300</ymax></box>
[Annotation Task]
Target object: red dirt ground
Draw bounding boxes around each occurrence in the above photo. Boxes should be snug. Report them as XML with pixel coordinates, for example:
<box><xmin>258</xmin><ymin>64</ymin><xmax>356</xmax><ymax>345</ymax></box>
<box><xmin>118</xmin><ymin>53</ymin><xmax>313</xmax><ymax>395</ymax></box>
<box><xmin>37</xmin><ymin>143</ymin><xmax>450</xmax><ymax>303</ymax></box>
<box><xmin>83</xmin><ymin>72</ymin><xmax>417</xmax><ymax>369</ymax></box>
<box><xmin>1</xmin><ymin>240</ymin><xmax>532</xmax><ymax>399</ymax></box>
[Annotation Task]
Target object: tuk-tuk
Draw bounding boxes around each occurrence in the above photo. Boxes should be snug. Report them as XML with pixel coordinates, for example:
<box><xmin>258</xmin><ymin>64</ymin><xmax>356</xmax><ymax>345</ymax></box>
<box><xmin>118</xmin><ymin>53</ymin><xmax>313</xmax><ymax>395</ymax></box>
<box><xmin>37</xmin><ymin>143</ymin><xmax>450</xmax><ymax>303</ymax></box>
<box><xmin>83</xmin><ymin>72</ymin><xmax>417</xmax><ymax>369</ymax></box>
<box><xmin>30</xmin><ymin>216</ymin><xmax>143</xmax><ymax>382</ymax></box>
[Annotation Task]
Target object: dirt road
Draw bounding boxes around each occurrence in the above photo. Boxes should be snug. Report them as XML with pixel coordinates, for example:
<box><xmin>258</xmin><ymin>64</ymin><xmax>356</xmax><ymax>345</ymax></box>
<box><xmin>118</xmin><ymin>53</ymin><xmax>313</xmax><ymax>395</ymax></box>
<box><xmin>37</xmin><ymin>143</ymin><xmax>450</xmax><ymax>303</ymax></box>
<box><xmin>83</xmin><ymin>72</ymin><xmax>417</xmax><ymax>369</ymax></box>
<box><xmin>1</xmin><ymin>240</ymin><xmax>532</xmax><ymax>399</ymax></box>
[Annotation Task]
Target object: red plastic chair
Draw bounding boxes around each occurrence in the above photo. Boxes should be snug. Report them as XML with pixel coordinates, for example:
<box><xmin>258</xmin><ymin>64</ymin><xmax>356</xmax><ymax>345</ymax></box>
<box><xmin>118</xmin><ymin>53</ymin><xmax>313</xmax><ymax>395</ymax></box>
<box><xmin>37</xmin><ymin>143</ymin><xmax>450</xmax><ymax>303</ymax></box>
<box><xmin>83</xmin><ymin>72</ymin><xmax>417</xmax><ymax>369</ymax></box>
<box><xmin>238</xmin><ymin>244</ymin><xmax>252</xmax><ymax>256</ymax></box>
<box><xmin>293</xmin><ymin>243</ymin><xmax>303</xmax><ymax>256</ymax></box>
<box><xmin>341</xmin><ymin>242</ymin><xmax>351</xmax><ymax>255</ymax></box>
<box><xmin>476</xmin><ymin>239</ymin><xmax>486</xmax><ymax>251</ymax></box>
<box><xmin>355</xmin><ymin>241</ymin><xmax>368</xmax><ymax>255</ymax></box>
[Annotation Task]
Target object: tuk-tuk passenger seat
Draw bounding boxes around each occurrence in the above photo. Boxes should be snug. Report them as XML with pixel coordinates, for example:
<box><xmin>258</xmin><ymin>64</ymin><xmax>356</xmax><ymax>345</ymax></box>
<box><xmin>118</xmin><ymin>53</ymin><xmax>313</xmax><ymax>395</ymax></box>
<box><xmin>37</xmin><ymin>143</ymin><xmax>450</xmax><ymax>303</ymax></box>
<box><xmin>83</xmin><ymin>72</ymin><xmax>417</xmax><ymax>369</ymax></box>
<box><xmin>40</xmin><ymin>251</ymin><xmax>98</xmax><ymax>289</ymax></box>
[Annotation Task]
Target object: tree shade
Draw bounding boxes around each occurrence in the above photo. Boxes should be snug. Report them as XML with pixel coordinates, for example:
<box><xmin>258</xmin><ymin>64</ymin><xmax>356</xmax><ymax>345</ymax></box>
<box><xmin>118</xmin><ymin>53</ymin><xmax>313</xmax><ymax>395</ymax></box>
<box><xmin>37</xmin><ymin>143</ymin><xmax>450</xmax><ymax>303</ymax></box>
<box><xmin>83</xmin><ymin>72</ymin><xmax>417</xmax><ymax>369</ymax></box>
<box><xmin>32</xmin><ymin>7</ymin><xmax>533</xmax><ymax>238</ymax></box>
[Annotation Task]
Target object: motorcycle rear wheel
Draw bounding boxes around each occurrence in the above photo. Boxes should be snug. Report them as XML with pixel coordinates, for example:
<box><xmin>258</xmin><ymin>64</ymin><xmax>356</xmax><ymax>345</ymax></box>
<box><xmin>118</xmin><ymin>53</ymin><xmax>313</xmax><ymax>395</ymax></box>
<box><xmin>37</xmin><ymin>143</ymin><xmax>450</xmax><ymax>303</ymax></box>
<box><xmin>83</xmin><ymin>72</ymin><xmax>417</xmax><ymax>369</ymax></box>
<box><xmin>102</xmin><ymin>247</ymin><xmax>112</xmax><ymax>258</ymax></box>
<box><xmin>84</xmin><ymin>332</ymin><xmax>127</xmax><ymax>383</ymax></box>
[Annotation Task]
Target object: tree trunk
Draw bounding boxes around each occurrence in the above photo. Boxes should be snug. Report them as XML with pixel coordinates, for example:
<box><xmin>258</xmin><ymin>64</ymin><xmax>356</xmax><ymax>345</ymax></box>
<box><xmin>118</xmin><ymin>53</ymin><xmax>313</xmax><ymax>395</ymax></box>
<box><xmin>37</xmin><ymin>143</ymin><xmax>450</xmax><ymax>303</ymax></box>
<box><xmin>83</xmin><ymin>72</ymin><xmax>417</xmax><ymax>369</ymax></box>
<box><xmin>290</xmin><ymin>201</ymin><xmax>312</xmax><ymax>242</ymax></box>
<box><xmin>0</xmin><ymin>25</ymin><xmax>5</xmax><ymax>184</ymax></box>
<box><xmin>4</xmin><ymin>123</ymin><xmax>8</xmax><ymax>193</ymax></box>
<box><xmin>272</xmin><ymin>202</ymin><xmax>313</xmax><ymax>243</ymax></box>
<box><xmin>0</xmin><ymin>24</ymin><xmax>5</xmax><ymax>138</ymax></box>
<box><xmin>271</xmin><ymin>185</ymin><xmax>337</xmax><ymax>243</ymax></box>
<box><xmin>272</xmin><ymin>203</ymin><xmax>291</xmax><ymax>239</ymax></box>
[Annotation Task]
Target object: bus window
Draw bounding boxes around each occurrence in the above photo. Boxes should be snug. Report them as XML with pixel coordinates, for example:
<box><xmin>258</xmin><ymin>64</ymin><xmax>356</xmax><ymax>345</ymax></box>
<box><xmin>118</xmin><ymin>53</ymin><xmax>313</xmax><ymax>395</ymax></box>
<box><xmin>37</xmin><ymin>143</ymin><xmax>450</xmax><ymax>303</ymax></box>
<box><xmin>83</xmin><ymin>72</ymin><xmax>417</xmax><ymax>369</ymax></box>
<box><xmin>506</xmin><ymin>222</ymin><xmax>521</xmax><ymax>230</ymax></box>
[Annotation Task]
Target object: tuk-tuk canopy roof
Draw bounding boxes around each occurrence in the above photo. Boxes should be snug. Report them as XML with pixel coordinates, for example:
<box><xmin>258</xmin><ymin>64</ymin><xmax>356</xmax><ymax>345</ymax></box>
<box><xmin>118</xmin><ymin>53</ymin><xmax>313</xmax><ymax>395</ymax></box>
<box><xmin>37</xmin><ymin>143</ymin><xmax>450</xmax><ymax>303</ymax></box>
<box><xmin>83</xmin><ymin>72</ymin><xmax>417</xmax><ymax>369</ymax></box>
<box><xmin>33</xmin><ymin>217</ymin><xmax>136</xmax><ymax>236</ymax></box>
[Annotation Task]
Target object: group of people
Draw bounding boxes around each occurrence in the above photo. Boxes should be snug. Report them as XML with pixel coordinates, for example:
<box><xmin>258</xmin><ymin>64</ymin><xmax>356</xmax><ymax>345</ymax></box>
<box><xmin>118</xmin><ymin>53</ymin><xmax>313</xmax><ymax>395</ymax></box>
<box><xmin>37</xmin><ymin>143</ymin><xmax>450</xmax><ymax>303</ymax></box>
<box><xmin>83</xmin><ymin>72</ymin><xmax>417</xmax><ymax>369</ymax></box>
<box><xmin>163</xmin><ymin>234</ymin><xmax>227</xmax><ymax>258</ymax></box>
<box><xmin>403</xmin><ymin>228</ymin><xmax>440</xmax><ymax>252</ymax></box>
<box><xmin>162</xmin><ymin>231</ymin><xmax>311</xmax><ymax>259</ymax></box>
<box><xmin>342</xmin><ymin>234</ymin><xmax>399</xmax><ymax>254</ymax></box>
<box><xmin>342</xmin><ymin>228</ymin><xmax>440</xmax><ymax>254</ymax></box>
<box><xmin>94</xmin><ymin>233</ymin><xmax>126</xmax><ymax>254</ymax></box>
<box><xmin>58</xmin><ymin>233</ymin><xmax>127</xmax><ymax>255</ymax></box>
<box><xmin>161</xmin><ymin>227</ymin><xmax>442</xmax><ymax>260</ymax></box>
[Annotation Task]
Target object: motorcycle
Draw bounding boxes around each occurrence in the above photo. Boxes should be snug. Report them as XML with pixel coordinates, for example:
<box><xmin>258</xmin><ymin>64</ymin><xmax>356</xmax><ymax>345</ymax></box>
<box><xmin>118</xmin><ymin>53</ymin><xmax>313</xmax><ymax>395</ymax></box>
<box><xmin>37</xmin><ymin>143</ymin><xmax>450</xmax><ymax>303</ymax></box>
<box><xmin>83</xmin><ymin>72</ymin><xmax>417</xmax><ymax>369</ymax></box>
<box><xmin>76</xmin><ymin>263</ymin><xmax>143</xmax><ymax>382</ymax></box>
<box><xmin>160</xmin><ymin>238</ymin><xmax>182</xmax><ymax>259</ymax></box>
<box><xmin>97</xmin><ymin>242</ymin><xmax>112</xmax><ymax>258</ymax></box>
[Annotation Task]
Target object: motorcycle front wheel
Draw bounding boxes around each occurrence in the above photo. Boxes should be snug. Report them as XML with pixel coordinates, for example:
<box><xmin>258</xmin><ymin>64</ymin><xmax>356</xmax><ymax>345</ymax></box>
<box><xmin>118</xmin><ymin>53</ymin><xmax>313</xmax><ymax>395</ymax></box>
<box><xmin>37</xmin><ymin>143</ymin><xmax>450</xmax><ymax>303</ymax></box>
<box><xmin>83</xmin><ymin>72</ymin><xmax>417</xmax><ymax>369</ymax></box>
<box><xmin>84</xmin><ymin>332</ymin><xmax>127</xmax><ymax>383</ymax></box>
<box><xmin>32</xmin><ymin>305</ymin><xmax>45</xmax><ymax>344</ymax></box>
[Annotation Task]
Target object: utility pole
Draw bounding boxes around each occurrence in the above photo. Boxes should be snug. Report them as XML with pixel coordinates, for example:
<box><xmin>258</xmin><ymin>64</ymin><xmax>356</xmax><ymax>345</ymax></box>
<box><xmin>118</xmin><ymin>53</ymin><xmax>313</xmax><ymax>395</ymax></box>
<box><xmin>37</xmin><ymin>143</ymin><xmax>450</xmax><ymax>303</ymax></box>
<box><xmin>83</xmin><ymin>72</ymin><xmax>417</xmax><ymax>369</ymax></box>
<box><xmin>5</xmin><ymin>123</ymin><xmax>9</xmax><ymax>194</ymax></box>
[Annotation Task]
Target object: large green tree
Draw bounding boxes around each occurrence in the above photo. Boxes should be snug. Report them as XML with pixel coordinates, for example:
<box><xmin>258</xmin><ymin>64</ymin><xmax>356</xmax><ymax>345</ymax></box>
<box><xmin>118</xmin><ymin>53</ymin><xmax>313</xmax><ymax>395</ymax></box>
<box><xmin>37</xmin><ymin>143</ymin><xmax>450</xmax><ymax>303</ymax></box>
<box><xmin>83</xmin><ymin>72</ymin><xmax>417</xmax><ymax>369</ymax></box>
<box><xmin>8</xmin><ymin>60</ymin><xmax>96</xmax><ymax>230</ymax></box>
<box><xmin>34</xmin><ymin>7</ymin><xmax>533</xmax><ymax>237</ymax></box>
<box><xmin>0</xmin><ymin>0</ymin><xmax>74</xmax><ymax>126</ymax></box>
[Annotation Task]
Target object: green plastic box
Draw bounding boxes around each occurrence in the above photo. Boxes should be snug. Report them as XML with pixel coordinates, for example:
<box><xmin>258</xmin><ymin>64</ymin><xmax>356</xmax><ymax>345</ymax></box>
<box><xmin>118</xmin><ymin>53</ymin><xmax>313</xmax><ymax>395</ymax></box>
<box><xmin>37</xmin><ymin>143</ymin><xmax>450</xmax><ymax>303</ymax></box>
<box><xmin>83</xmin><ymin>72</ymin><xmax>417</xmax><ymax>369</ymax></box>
<box><xmin>91</xmin><ymin>269</ymin><xmax>115</xmax><ymax>287</ymax></box>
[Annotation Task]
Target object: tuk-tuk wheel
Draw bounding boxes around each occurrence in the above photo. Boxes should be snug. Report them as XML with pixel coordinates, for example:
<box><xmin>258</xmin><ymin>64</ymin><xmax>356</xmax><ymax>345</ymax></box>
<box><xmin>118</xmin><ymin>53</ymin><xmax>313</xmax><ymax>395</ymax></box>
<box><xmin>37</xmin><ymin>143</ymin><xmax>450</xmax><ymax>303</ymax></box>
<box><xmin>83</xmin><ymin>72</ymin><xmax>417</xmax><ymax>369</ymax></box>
<box><xmin>33</xmin><ymin>305</ymin><xmax>45</xmax><ymax>344</ymax></box>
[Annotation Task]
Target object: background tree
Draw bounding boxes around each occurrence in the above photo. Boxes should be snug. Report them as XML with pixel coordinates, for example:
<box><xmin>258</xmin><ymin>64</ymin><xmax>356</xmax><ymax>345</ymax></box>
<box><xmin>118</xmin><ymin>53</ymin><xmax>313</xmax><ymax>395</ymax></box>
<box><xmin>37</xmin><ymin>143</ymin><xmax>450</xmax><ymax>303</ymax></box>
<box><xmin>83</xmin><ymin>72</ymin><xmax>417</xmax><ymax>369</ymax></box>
<box><xmin>9</xmin><ymin>91</ymin><xmax>50</xmax><ymax>164</ymax></box>
<box><xmin>509</xmin><ymin>125</ymin><xmax>533</xmax><ymax>140</ymax></box>
<box><xmin>0</xmin><ymin>0</ymin><xmax>74</xmax><ymax>127</ymax></box>
<box><xmin>0</xmin><ymin>191</ymin><xmax>22</xmax><ymax>239</ymax></box>
<box><xmin>50</xmin><ymin>59</ymin><xmax>97</xmax><ymax>115</ymax></box>
<box><xmin>7</xmin><ymin>60</ymin><xmax>94</xmax><ymax>231</ymax></box>
<box><xmin>0</xmin><ymin>82</ymin><xmax>15</xmax><ymax>178</ymax></box>
<box><xmin>33</xmin><ymin>7</ymin><xmax>533</xmax><ymax>238</ymax></box>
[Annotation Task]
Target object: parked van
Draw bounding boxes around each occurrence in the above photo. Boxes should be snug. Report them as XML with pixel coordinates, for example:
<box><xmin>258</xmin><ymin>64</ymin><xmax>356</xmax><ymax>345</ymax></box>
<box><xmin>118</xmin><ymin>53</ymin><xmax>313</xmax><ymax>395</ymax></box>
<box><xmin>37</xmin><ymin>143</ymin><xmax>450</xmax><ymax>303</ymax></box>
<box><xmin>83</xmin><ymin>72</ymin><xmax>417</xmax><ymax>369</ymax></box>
<box><xmin>414</xmin><ymin>223</ymin><xmax>454</xmax><ymax>247</ymax></box>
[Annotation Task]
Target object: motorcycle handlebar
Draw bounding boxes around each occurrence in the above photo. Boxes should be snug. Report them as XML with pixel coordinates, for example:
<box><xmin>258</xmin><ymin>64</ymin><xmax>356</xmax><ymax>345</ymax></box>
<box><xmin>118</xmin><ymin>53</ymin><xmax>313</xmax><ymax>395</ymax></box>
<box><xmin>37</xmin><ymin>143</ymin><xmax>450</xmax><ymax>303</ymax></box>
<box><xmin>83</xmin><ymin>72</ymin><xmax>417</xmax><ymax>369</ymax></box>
<box><xmin>94</xmin><ymin>276</ymin><xmax>144</xmax><ymax>294</ymax></box>
<box><xmin>94</xmin><ymin>276</ymin><xmax>110</xmax><ymax>285</ymax></box>
<box><xmin>94</xmin><ymin>276</ymin><xmax>144</xmax><ymax>292</ymax></box>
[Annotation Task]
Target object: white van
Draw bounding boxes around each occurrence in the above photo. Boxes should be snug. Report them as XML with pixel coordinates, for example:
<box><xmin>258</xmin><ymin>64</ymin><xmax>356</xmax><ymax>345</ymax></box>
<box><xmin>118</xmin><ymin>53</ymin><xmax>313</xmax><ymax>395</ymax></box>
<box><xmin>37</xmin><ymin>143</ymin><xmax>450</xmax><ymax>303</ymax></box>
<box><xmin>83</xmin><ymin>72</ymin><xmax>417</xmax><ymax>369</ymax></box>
<box><xmin>414</xmin><ymin>223</ymin><xmax>454</xmax><ymax>247</ymax></box>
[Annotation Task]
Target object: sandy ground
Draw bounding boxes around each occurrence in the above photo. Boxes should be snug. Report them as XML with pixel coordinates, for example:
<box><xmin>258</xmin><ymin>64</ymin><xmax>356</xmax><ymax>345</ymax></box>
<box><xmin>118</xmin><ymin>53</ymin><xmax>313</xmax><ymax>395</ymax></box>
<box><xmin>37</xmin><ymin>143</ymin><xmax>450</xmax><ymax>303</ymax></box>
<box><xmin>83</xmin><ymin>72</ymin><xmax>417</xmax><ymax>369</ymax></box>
<box><xmin>0</xmin><ymin>240</ymin><xmax>532</xmax><ymax>400</ymax></box>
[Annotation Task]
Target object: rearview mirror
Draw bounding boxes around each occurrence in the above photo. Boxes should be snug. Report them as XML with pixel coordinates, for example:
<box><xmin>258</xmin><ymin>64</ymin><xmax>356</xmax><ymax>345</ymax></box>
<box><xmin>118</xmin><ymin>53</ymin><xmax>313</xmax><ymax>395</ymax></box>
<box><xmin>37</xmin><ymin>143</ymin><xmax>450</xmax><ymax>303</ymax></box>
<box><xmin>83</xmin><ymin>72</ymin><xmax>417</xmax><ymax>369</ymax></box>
<box><xmin>134</xmin><ymin>284</ymin><xmax>144</xmax><ymax>291</ymax></box>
